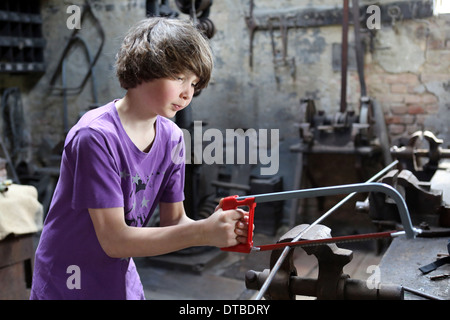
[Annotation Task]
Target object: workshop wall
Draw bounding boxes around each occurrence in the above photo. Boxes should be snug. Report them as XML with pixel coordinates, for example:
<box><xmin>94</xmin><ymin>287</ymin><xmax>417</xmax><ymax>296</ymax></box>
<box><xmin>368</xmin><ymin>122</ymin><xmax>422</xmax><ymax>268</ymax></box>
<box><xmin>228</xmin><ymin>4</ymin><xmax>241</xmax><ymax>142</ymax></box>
<box><xmin>365</xmin><ymin>16</ymin><xmax>450</xmax><ymax>143</ymax></box>
<box><xmin>1</xmin><ymin>0</ymin><xmax>448</xmax><ymax>220</ymax></box>
<box><xmin>192</xmin><ymin>0</ymin><xmax>450</xmax><ymax>197</ymax></box>
<box><xmin>17</xmin><ymin>0</ymin><xmax>142</xmax><ymax>150</ymax></box>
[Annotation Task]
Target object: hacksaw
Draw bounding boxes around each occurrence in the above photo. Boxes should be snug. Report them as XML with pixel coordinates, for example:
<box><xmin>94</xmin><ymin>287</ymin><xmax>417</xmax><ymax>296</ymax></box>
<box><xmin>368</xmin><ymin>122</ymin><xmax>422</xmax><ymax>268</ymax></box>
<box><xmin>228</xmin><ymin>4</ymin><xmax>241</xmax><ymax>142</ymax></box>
<box><xmin>220</xmin><ymin>179</ymin><xmax>421</xmax><ymax>253</ymax></box>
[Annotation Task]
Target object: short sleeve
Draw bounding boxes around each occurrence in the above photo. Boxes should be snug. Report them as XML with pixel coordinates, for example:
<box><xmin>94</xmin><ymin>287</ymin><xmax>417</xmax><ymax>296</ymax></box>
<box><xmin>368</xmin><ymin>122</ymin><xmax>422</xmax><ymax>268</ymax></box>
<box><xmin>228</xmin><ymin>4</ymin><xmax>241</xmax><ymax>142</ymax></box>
<box><xmin>65</xmin><ymin>128</ymin><xmax>124</xmax><ymax>210</ymax></box>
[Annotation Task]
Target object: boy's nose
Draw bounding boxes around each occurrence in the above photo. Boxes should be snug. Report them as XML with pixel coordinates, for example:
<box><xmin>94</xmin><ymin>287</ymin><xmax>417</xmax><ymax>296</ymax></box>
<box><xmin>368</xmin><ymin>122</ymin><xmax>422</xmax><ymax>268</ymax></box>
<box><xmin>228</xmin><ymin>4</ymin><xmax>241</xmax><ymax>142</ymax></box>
<box><xmin>180</xmin><ymin>87</ymin><xmax>193</xmax><ymax>101</ymax></box>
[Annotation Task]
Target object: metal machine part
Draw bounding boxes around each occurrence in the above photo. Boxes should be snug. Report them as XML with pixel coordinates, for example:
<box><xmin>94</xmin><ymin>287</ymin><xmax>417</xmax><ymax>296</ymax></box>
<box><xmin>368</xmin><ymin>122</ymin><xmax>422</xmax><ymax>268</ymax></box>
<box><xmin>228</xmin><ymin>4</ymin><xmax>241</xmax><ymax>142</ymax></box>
<box><xmin>366</xmin><ymin>169</ymin><xmax>446</xmax><ymax>225</ymax></box>
<box><xmin>146</xmin><ymin>0</ymin><xmax>180</xmax><ymax>18</ymax></box>
<box><xmin>297</xmin><ymin>97</ymin><xmax>375</xmax><ymax>150</ymax></box>
<box><xmin>354</xmin><ymin>131</ymin><xmax>450</xmax><ymax>229</ymax></box>
<box><xmin>174</xmin><ymin>0</ymin><xmax>215</xmax><ymax>39</ymax></box>
<box><xmin>391</xmin><ymin>130</ymin><xmax>450</xmax><ymax>180</ymax></box>
<box><xmin>245</xmin><ymin>224</ymin><xmax>404</xmax><ymax>300</ymax></box>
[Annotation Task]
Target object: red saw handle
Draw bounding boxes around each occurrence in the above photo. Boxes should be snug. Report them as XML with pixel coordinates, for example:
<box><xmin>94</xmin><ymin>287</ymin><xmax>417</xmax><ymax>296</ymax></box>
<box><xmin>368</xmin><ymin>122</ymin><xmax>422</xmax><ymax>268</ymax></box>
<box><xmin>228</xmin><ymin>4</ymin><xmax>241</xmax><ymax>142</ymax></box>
<box><xmin>220</xmin><ymin>195</ymin><xmax>256</xmax><ymax>253</ymax></box>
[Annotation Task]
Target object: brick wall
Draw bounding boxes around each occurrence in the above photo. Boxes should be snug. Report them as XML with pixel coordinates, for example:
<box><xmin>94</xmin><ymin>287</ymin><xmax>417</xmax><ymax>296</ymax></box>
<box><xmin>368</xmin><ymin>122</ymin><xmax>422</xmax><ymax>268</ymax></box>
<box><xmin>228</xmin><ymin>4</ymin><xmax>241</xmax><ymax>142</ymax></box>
<box><xmin>365</xmin><ymin>15</ymin><xmax>450</xmax><ymax>145</ymax></box>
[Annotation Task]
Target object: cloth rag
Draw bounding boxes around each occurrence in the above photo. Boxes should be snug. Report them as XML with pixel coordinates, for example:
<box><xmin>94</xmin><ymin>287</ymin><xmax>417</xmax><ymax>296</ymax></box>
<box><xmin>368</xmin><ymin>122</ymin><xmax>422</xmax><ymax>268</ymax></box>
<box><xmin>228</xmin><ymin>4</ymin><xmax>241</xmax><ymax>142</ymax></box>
<box><xmin>0</xmin><ymin>184</ymin><xmax>43</xmax><ymax>240</ymax></box>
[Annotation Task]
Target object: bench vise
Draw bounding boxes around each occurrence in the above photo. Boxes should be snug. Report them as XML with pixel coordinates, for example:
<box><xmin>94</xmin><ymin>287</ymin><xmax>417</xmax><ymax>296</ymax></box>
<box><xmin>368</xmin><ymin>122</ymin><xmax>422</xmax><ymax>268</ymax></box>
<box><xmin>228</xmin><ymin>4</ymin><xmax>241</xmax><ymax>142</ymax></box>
<box><xmin>245</xmin><ymin>224</ymin><xmax>404</xmax><ymax>300</ymax></box>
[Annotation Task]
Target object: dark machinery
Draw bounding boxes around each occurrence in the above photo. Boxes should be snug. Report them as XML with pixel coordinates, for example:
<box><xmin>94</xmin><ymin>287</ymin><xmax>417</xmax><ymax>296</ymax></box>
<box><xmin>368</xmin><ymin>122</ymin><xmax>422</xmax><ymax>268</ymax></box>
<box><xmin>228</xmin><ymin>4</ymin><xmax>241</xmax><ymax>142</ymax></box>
<box><xmin>245</xmin><ymin>222</ymin><xmax>448</xmax><ymax>300</ymax></box>
<box><xmin>293</xmin><ymin>0</ymin><xmax>389</xmax><ymax>156</ymax></box>
<box><xmin>362</xmin><ymin>130</ymin><xmax>450</xmax><ymax>230</ymax></box>
<box><xmin>245</xmin><ymin>224</ymin><xmax>404</xmax><ymax>300</ymax></box>
<box><xmin>391</xmin><ymin>130</ymin><xmax>450</xmax><ymax>181</ymax></box>
<box><xmin>223</xmin><ymin>158</ymin><xmax>448</xmax><ymax>300</ymax></box>
<box><xmin>288</xmin><ymin>0</ymin><xmax>391</xmax><ymax>229</ymax></box>
<box><xmin>147</xmin><ymin>0</ymin><xmax>216</xmax><ymax>39</ymax></box>
<box><xmin>244</xmin><ymin>132</ymin><xmax>450</xmax><ymax>300</ymax></box>
<box><xmin>174</xmin><ymin>0</ymin><xmax>216</xmax><ymax>39</ymax></box>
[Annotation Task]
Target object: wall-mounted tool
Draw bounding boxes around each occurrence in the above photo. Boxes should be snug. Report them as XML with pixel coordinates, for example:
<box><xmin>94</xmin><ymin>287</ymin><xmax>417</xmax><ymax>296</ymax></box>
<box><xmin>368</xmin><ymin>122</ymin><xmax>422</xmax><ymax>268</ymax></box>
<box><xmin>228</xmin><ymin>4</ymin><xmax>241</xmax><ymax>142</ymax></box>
<box><xmin>244</xmin><ymin>0</ymin><xmax>433</xmax><ymax>69</ymax></box>
<box><xmin>48</xmin><ymin>0</ymin><xmax>105</xmax><ymax>133</ymax></box>
<box><xmin>267</xmin><ymin>14</ymin><xmax>296</xmax><ymax>85</ymax></box>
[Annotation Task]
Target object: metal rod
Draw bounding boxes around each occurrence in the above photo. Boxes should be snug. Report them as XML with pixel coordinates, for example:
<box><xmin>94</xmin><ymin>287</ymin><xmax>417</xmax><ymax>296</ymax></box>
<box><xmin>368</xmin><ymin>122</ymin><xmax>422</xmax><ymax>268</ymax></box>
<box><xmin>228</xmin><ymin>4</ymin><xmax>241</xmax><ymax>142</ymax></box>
<box><xmin>340</xmin><ymin>0</ymin><xmax>349</xmax><ymax>113</ymax></box>
<box><xmin>245</xmin><ymin>182</ymin><xmax>417</xmax><ymax>238</ymax></box>
<box><xmin>352</xmin><ymin>0</ymin><xmax>367</xmax><ymax>97</ymax></box>
<box><xmin>254</xmin><ymin>160</ymin><xmax>399</xmax><ymax>300</ymax></box>
<box><xmin>402</xmin><ymin>286</ymin><xmax>444</xmax><ymax>300</ymax></box>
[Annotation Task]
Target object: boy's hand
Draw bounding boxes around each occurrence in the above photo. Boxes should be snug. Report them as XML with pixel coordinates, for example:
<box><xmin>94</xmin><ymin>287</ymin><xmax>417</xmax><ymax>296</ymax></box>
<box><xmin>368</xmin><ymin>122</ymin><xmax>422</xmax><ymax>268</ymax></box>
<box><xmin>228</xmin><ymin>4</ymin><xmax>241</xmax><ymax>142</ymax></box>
<box><xmin>202</xmin><ymin>198</ymin><xmax>252</xmax><ymax>248</ymax></box>
<box><xmin>216</xmin><ymin>198</ymin><xmax>251</xmax><ymax>244</ymax></box>
<box><xmin>199</xmin><ymin>198</ymin><xmax>251</xmax><ymax>248</ymax></box>
<box><xmin>234</xmin><ymin>213</ymin><xmax>250</xmax><ymax>244</ymax></box>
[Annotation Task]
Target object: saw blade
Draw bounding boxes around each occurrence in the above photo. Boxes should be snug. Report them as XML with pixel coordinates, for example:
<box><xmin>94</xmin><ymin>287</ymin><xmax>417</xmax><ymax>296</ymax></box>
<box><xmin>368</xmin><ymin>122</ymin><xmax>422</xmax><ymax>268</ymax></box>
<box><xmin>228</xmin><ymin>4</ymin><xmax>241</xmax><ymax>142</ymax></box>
<box><xmin>253</xmin><ymin>230</ymin><xmax>403</xmax><ymax>252</ymax></box>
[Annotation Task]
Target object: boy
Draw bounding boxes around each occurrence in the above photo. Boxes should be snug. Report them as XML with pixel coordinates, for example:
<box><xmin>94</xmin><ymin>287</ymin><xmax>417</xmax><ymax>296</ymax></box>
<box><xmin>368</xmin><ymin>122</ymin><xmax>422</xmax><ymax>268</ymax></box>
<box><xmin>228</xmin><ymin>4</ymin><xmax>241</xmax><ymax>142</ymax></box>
<box><xmin>30</xmin><ymin>17</ymin><xmax>249</xmax><ymax>300</ymax></box>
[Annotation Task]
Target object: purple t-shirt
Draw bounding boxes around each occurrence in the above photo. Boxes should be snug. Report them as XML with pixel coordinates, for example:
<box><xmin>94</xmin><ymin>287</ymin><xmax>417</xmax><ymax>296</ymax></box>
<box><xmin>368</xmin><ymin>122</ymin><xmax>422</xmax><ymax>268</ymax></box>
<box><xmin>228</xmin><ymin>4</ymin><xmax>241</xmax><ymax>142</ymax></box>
<box><xmin>30</xmin><ymin>101</ymin><xmax>185</xmax><ymax>300</ymax></box>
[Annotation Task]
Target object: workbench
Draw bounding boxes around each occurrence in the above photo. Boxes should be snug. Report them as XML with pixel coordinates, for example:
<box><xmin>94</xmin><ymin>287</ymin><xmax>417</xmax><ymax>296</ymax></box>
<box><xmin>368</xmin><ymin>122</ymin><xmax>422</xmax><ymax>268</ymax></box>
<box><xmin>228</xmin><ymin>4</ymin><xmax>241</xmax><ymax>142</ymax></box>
<box><xmin>0</xmin><ymin>234</ymin><xmax>35</xmax><ymax>299</ymax></box>
<box><xmin>379</xmin><ymin>236</ymin><xmax>450</xmax><ymax>300</ymax></box>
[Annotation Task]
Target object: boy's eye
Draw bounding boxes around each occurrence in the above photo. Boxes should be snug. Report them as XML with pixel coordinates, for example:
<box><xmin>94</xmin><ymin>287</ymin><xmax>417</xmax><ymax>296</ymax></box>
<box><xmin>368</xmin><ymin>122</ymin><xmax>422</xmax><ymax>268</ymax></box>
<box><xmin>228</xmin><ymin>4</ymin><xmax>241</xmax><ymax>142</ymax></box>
<box><xmin>175</xmin><ymin>75</ymin><xmax>199</xmax><ymax>88</ymax></box>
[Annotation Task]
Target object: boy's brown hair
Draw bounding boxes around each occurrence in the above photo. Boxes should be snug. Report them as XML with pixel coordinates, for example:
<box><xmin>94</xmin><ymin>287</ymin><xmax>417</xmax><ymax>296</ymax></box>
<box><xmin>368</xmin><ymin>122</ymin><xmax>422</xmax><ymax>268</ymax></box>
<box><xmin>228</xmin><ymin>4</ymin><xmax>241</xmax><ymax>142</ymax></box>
<box><xmin>115</xmin><ymin>17</ymin><xmax>213</xmax><ymax>92</ymax></box>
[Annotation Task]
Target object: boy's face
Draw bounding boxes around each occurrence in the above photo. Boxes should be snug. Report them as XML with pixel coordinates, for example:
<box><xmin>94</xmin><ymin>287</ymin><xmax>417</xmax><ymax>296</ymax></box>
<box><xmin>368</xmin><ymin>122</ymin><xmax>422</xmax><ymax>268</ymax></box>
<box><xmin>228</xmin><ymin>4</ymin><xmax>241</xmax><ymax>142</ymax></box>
<box><xmin>137</xmin><ymin>72</ymin><xmax>200</xmax><ymax>119</ymax></box>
